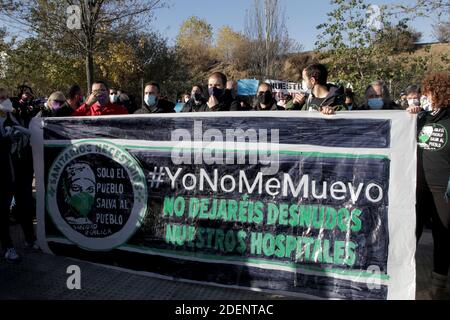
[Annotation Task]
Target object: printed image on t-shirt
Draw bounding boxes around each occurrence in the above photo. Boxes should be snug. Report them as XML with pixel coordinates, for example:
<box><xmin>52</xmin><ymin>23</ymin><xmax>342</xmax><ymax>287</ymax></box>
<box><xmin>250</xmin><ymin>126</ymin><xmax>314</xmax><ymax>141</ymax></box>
<box><xmin>418</xmin><ymin>123</ymin><xmax>448</xmax><ymax>151</ymax></box>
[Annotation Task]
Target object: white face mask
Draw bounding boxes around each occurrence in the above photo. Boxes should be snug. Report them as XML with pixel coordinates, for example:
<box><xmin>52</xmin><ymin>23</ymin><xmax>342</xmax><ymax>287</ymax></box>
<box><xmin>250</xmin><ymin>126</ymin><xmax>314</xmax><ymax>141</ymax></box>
<box><xmin>301</xmin><ymin>80</ymin><xmax>310</xmax><ymax>93</ymax></box>
<box><xmin>0</xmin><ymin>98</ymin><xmax>13</xmax><ymax>113</ymax></box>
<box><xmin>110</xmin><ymin>94</ymin><xmax>119</xmax><ymax>104</ymax></box>
<box><xmin>421</xmin><ymin>96</ymin><xmax>432</xmax><ymax>111</ymax></box>
<box><xmin>407</xmin><ymin>99</ymin><xmax>420</xmax><ymax>107</ymax></box>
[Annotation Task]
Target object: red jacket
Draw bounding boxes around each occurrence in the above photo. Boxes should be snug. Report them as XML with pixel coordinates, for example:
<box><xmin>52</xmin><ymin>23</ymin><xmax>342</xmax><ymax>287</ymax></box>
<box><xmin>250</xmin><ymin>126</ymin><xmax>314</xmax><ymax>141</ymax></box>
<box><xmin>72</xmin><ymin>102</ymin><xmax>128</xmax><ymax>116</ymax></box>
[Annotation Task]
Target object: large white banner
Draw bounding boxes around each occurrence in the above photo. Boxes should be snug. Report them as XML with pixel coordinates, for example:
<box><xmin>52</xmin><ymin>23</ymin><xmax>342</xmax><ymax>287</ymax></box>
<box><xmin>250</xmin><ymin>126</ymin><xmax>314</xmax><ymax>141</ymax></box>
<box><xmin>30</xmin><ymin>111</ymin><xmax>417</xmax><ymax>300</ymax></box>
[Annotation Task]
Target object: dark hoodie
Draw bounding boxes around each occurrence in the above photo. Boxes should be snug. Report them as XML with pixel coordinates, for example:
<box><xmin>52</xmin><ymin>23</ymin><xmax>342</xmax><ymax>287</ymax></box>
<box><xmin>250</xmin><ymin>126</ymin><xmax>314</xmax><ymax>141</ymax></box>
<box><xmin>285</xmin><ymin>84</ymin><xmax>347</xmax><ymax>111</ymax></box>
<box><xmin>252</xmin><ymin>99</ymin><xmax>285</xmax><ymax>111</ymax></box>
<box><xmin>181</xmin><ymin>98</ymin><xmax>208</xmax><ymax>112</ymax></box>
<box><xmin>134</xmin><ymin>98</ymin><xmax>175</xmax><ymax>114</ymax></box>
<box><xmin>417</xmin><ymin>107</ymin><xmax>450</xmax><ymax>189</ymax></box>
<box><xmin>303</xmin><ymin>84</ymin><xmax>347</xmax><ymax>111</ymax></box>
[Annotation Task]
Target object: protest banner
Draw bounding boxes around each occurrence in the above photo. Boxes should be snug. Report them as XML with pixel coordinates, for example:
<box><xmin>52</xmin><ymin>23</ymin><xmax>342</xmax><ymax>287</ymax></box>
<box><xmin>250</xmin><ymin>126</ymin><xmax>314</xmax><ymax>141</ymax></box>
<box><xmin>237</xmin><ymin>79</ymin><xmax>260</xmax><ymax>96</ymax></box>
<box><xmin>264</xmin><ymin>79</ymin><xmax>304</xmax><ymax>95</ymax></box>
<box><xmin>30</xmin><ymin>111</ymin><xmax>417</xmax><ymax>300</ymax></box>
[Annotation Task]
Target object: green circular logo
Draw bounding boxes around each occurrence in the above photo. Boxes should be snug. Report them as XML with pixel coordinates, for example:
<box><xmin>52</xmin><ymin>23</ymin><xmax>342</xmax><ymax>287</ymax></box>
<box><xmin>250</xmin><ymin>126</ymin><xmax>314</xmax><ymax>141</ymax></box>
<box><xmin>418</xmin><ymin>124</ymin><xmax>448</xmax><ymax>151</ymax></box>
<box><xmin>47</xmin><ymin>140</ymin><xmax>148</xmax><ymax>251</ymax></box>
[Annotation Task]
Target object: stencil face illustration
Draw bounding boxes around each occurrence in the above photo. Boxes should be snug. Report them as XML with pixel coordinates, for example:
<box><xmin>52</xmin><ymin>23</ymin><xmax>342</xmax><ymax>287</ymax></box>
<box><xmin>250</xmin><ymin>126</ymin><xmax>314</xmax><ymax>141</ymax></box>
<box><xmin>65</xmin><ymin>163</ymin><xmax>96</xmax><ymax>218</ymax></box>
<box><xmin>419</xmin><ymin>126</ymin><xmax>433</xmax><ymax>143</ymax></box>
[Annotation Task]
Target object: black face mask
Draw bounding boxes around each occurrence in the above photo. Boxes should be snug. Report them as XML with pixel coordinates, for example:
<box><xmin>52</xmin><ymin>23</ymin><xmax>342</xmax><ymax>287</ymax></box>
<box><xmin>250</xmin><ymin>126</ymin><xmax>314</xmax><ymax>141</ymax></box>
<box><xmin>194</xmin><ymin>93</ymin><xmax>203</xmax><ymax>101</ymax></box>
<box><xmin>208</xmin><ymin>87</ymin><xmax>224</xmax><ymax>98</ymax></box>
<box><xmin>257</xmin><ymin>91</ymin><xmax>272</xmax><ymax>105</ymax></box>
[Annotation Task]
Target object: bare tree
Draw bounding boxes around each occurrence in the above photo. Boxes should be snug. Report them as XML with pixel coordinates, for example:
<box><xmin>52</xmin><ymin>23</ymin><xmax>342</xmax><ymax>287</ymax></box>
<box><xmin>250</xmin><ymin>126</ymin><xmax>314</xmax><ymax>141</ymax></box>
<box><xmin>388</xmin><ymin>0</ymin><xmax>450</xmax><ymax>19</ymax></box>
<box><xmin>244</xmin><ymin>0</ymin><xmax>299</xmax><ymax>79</ymax></box>
<box><xmin>433</xmin><ymin>20</ymin><xmax>450</xmax><ymax>43</ymax></box>
<box><xmin>0</xmin><ymin>0</ymin><xmax>166</xmax><ymax>91</ymax></box>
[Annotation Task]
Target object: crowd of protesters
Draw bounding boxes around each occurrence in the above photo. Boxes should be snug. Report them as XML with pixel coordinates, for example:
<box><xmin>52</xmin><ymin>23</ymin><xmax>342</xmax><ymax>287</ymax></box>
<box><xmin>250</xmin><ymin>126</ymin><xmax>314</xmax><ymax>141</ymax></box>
<box><xmin>0</xmin><ymin>62</ymin><xmax>449</xmax><ymax>299</ymax></box>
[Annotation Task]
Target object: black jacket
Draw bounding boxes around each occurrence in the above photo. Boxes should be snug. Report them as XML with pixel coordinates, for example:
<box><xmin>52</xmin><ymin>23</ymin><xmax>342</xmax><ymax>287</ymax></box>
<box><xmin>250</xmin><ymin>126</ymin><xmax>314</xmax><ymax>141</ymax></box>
<box><xmin>35</xmin><ymin>106</ymin><xmax>56</xmax><ymax>118</ymax></box>
<box><xmin>181</xmin><ymin>98</ymin><xmax>208</xmax><ymax>112</ymax></box>
<box><xmin>10</xmin><ymin>97</ymin><xmax>42</xmax><ymax>127</ymax></box>
<box><xmin>183</xmin><ymin>90</ymin><xmax>240</xmax><ymax>112</ymax></box>
<box><xmin>252</xmin><ymin>99</ymin><xmax>285</xmax><ymax>111</ymax></box>
<box><xmin>53</xmin><ymin>102</ymin><xmax>76</xmax><ymax>117</ymax></box>
<box><xmin>229</xmin><ymin>96</ymin><xmax>253</xmax><ymax>111</ymax></box>
<box><xmin>134</xmin><ymin>99</ymin><xmax>176</xmax><ymax>114</ymax></box>
<box><xmin>0</xmin><ymin>126</ymin><xmax>13</xmax><ymax>191</ymax></box>
<box><xmin>0</xmin><ymin>114</ymin><xmax>25</xmax><ymax>191</ymax></box>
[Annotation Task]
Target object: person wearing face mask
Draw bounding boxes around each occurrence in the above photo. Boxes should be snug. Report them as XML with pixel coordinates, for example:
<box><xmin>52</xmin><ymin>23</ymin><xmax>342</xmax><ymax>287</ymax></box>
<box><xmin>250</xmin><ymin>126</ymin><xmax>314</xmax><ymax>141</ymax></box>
<box><xmin>35</xmin><ymin>91</ymin><xmax>66</xmax><ymax>118</ymax></box>
<box><xmin>397</xmin><ymin>92</ymin><xmax>408</xmax><ymax>109</ymax></box>
<box><xmin>403</xmin><ymin>85</ymin><xmax>422</xmax><ymax>111</ymax></box>
<box><xmin>344</xmin><ymin>88</ymin><xmax>358</xmax><ymax>111</ymax></box>
<box><xmin>10</xmin><ymin>85</ymin><xmax>41</xmax><ymax>127</ymax></box>
<box><xmin>226</xmin><ymin>81</ymin><xmax>237</xmax><ymax>99</ymax></box>
<box><xmin>407</xmin><ymin>71</ymin><xmax>450</xmax><ymax>300</ymax></box>
<box><xmin>109</xmin><ymin>88</ymin><xmax>120</xmax><ymax>105</ymax></box>
<box><xmin>181</xmin><ymin>85</ymin><xmax>207</xmax><ymax>112</ymax></box>
<box><xmin>285</xmin><ymin>64</ymin><xmax>346</xmax><ymax>114</ymax></box>
<box><xmin>73</xmin><ymin>81</ymin><xmax>128</xmax><ymax>116</ymax></box>
<box><xmin>203</xmin><ymin>72</ymin><xmax>239</xmax><ymax>112</ymax></box>
<box><xmin>134</xmin><ymin>81</ymin><xmax>175</xmax><ymax>114</ymax></box>
<box><xmin>0</xmin><ymin>88</ymin><xmax>22</xmax><ymax>263</ymax></box>
<box><xmin>252</xmin><ymin>83</ymin><xmax>284</xmax><ymax>111</ymax></box>
<box><xmin>225</xmin><ymin>80</ymin><xmax>253</xmax><ymax>111</ymax></box>
<box><xmin>359</xmin><ymin>80</ymin><xmax>400</xmax><ymax>110</ymax></box>
<box><xmin>0</xmin><ymin>87</ymin><xmax>37</xmax><ymax>252</ymax></box>
<box><xmin>54</xmin><ymin>84</ymin><xmax>84</xmax><ymax>117</ymax></box>
<box><xmin>182</xmin><ymin>93</ymin><xmax>191</xmax><ymax>104</ymax></box>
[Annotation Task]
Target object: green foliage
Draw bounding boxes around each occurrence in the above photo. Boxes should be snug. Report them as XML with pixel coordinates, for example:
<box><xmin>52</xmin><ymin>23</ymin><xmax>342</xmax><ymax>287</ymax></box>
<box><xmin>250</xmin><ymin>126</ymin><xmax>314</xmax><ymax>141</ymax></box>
<box><xmin>1</xmin><ymin>0</ymin><xmax>447</xmax><ymax>103</ymax></box>
<box><xmin>315</xmin><ymin>0</ymin><xmax>449</xmax><ymax>101</ymax></box>
<box><xmin>0</xmin><ymin>37</ymin><xmax>85</xmax><ymax>96</ymax></box>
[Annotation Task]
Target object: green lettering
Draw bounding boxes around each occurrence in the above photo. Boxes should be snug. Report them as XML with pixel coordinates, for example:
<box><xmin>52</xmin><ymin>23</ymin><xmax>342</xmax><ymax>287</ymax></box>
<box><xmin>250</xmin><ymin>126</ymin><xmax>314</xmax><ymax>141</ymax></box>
<box><xmin>163</xmin><ymin>197</ymin><xmax>174</xmax><ymax>217</ymax></box>
<box><xmin>312</xmin><ymin>206</ymin><xmax>325</xmax><ymax>229</ymax></box>
<box><xmin>299</xmin><ymin>206</ymin><xmax>312</xmax><ymax>227</ymax></box>
<box><xmin>174</xmin><ymin>197</ymin><xmax>185</xmax><ymax>218</ymax></box>
<box><xmin>189</xmin><ymin>198</ymin><xmax>200</xmax><ymax>219</ymax></box>
<box><xmin>351</xmin><ymin>209</ymin><xmax>362</xmax><ymax>232</ymax></box>
<box><xmin>263</xmin><ymin>233</ymin><xmax>275</xmax><ymax>256</ymax></box>
<box><xmin>324</xmin><ymin>207</ymin><xmax>337</xmax><ymax>230</ymax></box>
<box><xmin>334</xmin><ymin>241</ymin><xmax>346</xmax><ymax>265</ymax></box>
<box><xmin>274</xmin><ymin>234</ymin><xmax>286</xmax><ymax>258</ymax></box>
<box><xmin>337</xmin><ymin>208</ymin><xmax>350</xmax><ymax>232</ymax></box>
<box><xmin>267</xmin><ymin>203</ymin><xmax>279</xmax><ymax>225</ymax></box>
<box><xmin>285</xmin><ymin>235</ymin><xmax>297</xmax><ymax>258</ymax></box>
<box><xmin>250</xmin><ymin>232</ymin><xmax>263</xmax><ymax>255</ymax></box>
<box><xmin>279</xmin><ymin>204</ymin><xmax>289</xmax><ymax>225</ymax></box>
<box><xmin>224</xmin><ymin>230</ymin><xmax>236</xmax><ymax>253</ymax></box>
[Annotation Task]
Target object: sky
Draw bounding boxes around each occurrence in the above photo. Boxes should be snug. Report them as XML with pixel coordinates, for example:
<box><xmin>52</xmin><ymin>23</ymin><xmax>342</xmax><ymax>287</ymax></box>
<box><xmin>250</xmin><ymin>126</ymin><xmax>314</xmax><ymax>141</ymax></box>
<box><xmin>150</xmin><ymin>0</ymin><xmax>445</xmax><ymax>51</ymax></box>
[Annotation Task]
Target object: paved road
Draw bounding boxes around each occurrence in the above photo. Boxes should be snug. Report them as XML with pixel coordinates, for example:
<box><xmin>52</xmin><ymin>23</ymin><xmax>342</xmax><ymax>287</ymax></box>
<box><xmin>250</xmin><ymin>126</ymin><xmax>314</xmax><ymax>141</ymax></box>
<box><xmin>0</xmin><ymin>224</ymin><xmax>448</xmax><ymax>300</ymax></box>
